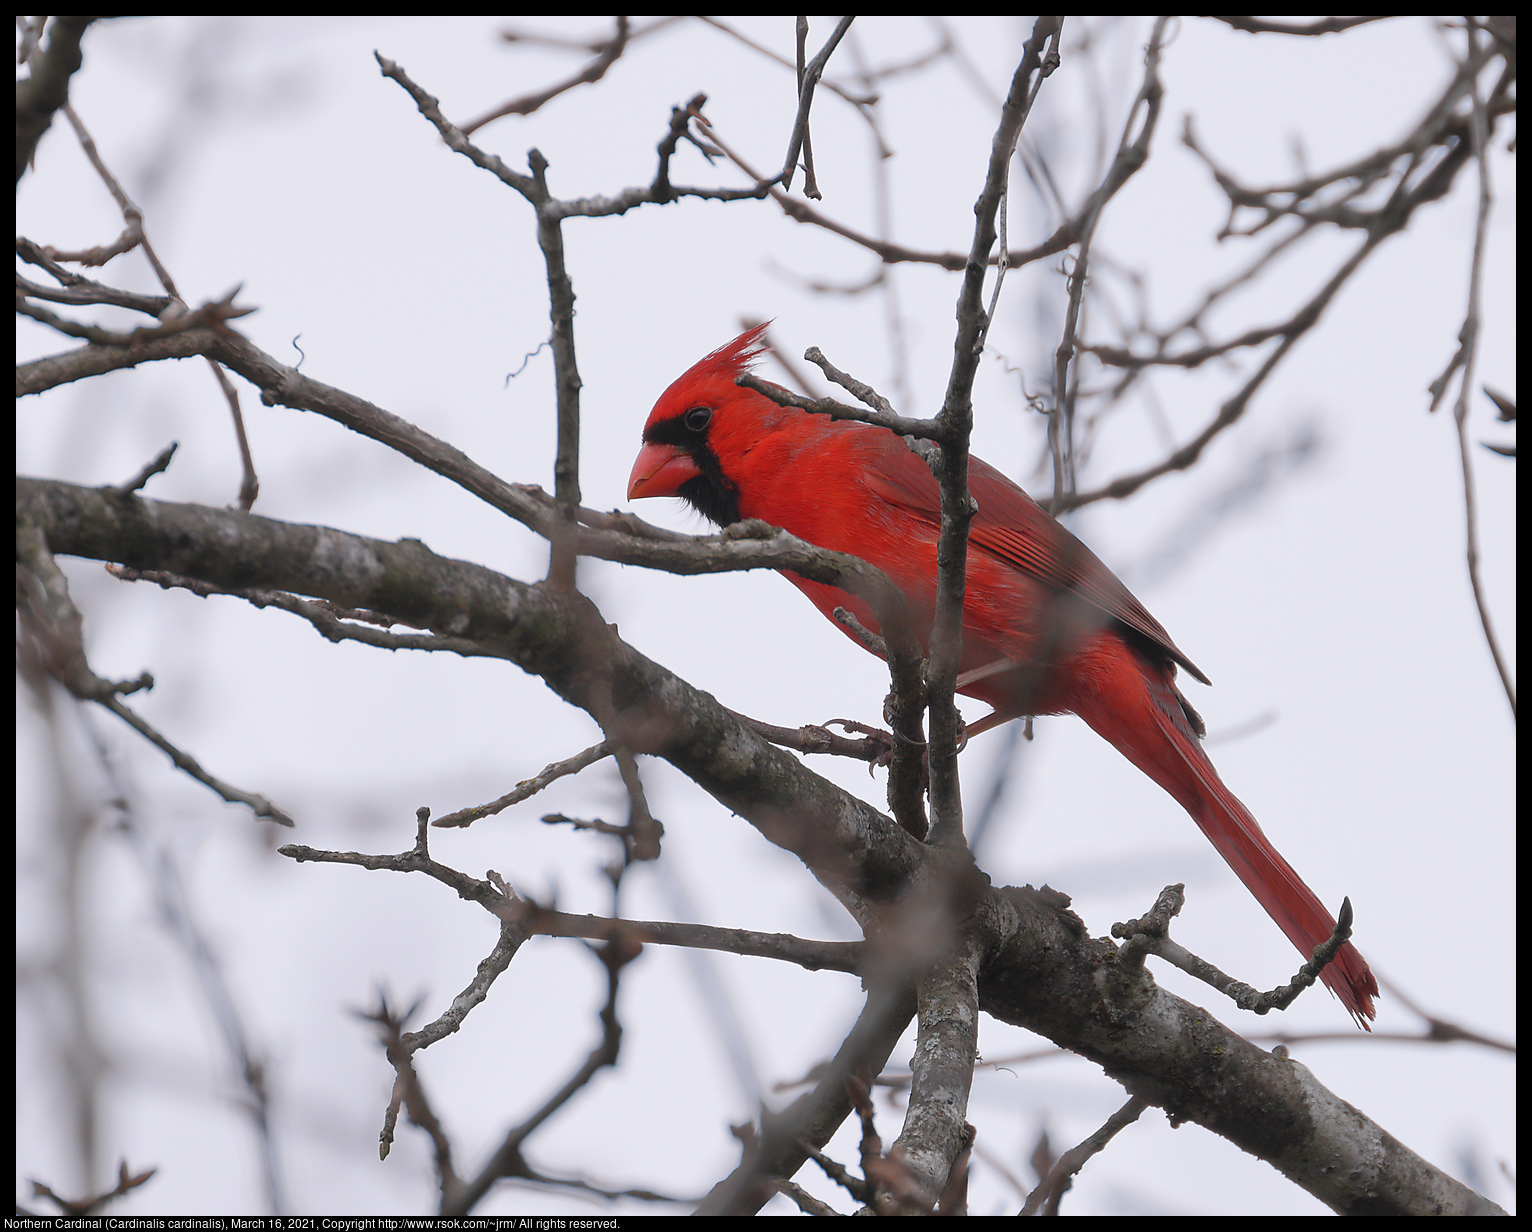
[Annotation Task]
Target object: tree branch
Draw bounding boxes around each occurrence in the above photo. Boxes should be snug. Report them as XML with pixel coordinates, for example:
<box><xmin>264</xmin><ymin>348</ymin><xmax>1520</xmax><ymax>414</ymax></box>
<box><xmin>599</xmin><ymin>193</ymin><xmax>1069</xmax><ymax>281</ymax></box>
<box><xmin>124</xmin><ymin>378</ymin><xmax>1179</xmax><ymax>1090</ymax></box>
<box><xmin>18</xmin><ymin>475</ymin><xmax>1503</xmax><ymax>1215</ymax></box>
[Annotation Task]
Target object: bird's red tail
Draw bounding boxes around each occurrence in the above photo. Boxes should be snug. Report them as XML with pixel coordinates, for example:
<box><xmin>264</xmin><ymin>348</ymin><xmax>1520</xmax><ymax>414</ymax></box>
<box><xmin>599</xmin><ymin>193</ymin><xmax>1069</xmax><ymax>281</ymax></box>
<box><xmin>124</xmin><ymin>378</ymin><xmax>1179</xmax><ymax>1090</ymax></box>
<box><xmin>1069</xmin><ymin>643</ymin><xmax>1378</xmax><ymax>1026</ymax></box>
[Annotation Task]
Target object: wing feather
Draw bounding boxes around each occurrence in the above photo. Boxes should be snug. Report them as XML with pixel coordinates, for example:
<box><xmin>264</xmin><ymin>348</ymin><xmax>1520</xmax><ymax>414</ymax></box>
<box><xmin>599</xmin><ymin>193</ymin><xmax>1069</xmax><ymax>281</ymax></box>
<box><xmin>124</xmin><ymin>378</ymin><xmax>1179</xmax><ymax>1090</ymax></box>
<box><xmin>862</xmin><ymin>444</ymin><xmax>1210</xmax><ymax>684</ymax></box>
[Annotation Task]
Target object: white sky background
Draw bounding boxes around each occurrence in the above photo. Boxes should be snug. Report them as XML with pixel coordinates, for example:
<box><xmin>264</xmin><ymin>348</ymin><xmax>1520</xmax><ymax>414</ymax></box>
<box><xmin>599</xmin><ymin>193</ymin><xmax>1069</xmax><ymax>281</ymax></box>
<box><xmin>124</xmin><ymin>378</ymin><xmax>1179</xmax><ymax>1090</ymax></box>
<box><xmin>16</xmin><ymin>16</ymin><xmax>1515</xmax><ymax>1217</ymax></box>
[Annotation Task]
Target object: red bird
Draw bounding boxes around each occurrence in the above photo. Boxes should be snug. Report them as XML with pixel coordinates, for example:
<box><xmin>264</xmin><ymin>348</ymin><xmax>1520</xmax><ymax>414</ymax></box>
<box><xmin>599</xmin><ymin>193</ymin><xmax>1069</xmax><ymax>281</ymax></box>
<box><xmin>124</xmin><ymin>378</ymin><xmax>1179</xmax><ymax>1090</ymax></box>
<box><xmin>628</xmin><ymin>324</ymin><xmax>1377</xmax><ymax>1025</ymax></box>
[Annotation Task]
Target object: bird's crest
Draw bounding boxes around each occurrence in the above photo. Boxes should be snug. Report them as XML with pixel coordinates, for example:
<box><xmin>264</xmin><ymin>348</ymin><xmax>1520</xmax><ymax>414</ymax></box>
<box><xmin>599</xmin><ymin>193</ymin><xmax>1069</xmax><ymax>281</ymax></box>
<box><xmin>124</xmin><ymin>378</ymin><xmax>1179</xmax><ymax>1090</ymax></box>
<box><xmin>693</xmin><ymin>321</ymin><xmax>772</xmax><ymax>381</ymax></box>
<box><xmin>644</xmin><ymin>322</ymin><xmax>775</xmax><ymax>435</ymax></box>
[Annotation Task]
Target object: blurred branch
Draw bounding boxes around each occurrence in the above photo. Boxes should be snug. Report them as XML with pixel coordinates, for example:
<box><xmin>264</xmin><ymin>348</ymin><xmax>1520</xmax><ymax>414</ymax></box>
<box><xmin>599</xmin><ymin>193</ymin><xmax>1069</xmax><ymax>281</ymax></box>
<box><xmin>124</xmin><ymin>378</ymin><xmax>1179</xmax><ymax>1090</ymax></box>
<box><xmin>461</xmin><ymin>15</ymin><xmax>634</xmax><ymax>133</ymax></box>
<box><xmin>15</xmin><ymin>15</ymin><xmax>97</xmax><ymax>182</ymax></box>
<box><xmin>1048</xmin><ymin>16</ymin><xmax>1170</xmax><ymax>510</ymax></box>
<box><xmin>17</xmin><ymin>237</ymin><xmax>175</xmax><ymax>313</ymax></box>
<box><xmin>1210</xmin><ymin>15</ymin><xmax>1398</xmax><ymax>37</ymax></box>
<box><xmin>1436</xmin><ymin>16</ymin><xmax>1516</xmax><ymax>716</ymax></box>
<box><xmin>27</xmin><ymin>1160</ymin><xmax>157</xmax><ymax>1219</ymax></box>
<box><xmin>16</xmin><ymin>514</ymin><xmax>294</xmax><ymax>825</ymax></box>
<box><xmin>442</xmin><ymin>916</ymin><xmax>643</xmax><ymax>1216</ymax></box>
<box><xmin>366</xmin><ymin>989</ymin><xmax>459</xmax><ymax>1190</ymax></box>
<box><xmin>1065</xmin><ymin>18</ymin><xmax>1513</xmax><ymax>512</ymax></box>
<box><xmin>22</xmin><ymin>72</ymin><xmax>264</xmax><ymax>507</ymax></box>
<box><xmin>700</xmin><ymin>986</ymin><xmax>921</xmax><ymax>1214</ymax></box>
<box><xmin>101</xmin><ymin>750</ymin><xmax>288</xmax><ymax>1210</ymax></box>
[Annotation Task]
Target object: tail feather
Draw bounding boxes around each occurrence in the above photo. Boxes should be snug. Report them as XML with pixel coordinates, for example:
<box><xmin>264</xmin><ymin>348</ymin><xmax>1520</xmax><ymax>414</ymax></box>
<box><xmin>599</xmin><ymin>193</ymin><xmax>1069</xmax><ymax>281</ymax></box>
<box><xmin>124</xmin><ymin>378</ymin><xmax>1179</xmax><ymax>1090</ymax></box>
<box><xmin>1154</xmin><ymin>714</ymin><xmax>1378</xmax><ymax>1025</ymax></box>
<box><xmin>1070</xmin><ymin>649</ymin><xmax>1378</xmax><ymax>1026</ymax></box>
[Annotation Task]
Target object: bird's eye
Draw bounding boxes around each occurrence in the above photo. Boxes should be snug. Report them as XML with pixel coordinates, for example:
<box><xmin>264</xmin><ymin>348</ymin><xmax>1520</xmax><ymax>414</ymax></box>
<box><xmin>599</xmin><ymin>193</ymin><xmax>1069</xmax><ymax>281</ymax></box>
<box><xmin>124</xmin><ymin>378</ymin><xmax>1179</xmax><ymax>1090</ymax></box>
<box><xmin>684</xmin><ymin>406</ymin><xmax>712</xmax><ymax>432</ymax></box>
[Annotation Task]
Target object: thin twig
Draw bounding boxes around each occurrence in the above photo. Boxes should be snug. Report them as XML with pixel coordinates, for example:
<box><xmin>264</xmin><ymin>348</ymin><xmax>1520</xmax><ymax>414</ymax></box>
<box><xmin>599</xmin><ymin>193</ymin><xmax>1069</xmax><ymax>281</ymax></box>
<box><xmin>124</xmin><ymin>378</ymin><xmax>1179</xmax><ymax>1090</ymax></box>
<box><xmin>1048</xmin><ymin>16</ymin><xmax>1168</xmax><ymax>511</ymax></box>
<box><xmin>47</xmin><ymin>94</ymin><xmax>261</xmax><ymax>507</ymax></box>
<box><xmin>460</xmin><ymin>16</ymin><xmax>633</xmax><ymax>133</ymax></box>
<box><xmin>779</xmin><ymin>16</ymin><xmax>855</xmax><ymax>195</ymax></box>
<box><xmin>16</xmin><ymin>519</ymin><xmax>293</xmax><ymax>825</ymax></box>
<box><xmin>1020</xmin><ymin>1095</ymin><xmax>1147</xmax><ymax>1215</ymax></box>
<box><xmin>1442</xmin><ymin>18</ymin><xmax>1515</xmax><ymax>716</ymax></box>
<box><xmin>432</xmin><ymin>740</ymin><xmax>614</xmax><ymax>827</ymax></box>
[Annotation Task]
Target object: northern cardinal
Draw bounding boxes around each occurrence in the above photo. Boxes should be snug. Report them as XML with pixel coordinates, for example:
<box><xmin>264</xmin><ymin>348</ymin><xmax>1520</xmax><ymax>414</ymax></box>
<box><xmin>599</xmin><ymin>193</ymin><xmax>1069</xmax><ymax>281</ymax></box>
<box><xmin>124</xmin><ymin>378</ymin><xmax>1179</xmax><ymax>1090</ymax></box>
<box><xmin>627</xmin><ymin>324</ymin><xmax>1377</xmax><ymax>1025</ymax></box>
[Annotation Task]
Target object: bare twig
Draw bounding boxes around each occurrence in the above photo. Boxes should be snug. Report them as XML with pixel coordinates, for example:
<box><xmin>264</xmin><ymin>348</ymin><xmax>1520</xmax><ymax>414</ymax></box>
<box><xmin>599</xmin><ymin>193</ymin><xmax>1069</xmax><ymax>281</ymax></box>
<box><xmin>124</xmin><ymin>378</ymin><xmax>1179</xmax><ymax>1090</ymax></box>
<box><xmin>432</xmin><ymin>740</ymin><xmax>614</xmax><ymax>827</ymax></box>
<box><xmin>28</xmin><ymin>1160</ymin><xmax>157</xmax><ymax>1219</ymax></box>
<box><xmin>366</xmin><ymin>990</ymin><xmax>458</xmax><ymax>1189</ymax></box>
<box><xmin>698</xmin><ymin>986</ymin><xmax>921</xmax><ymax>1215</ymax></box>
<box><xmin>1066</xmin><ymin>22</ymin><xmax>1510</xmax><ymax>512</ymax></box>
<box><xmin>23</xmin><ymin>75</ymin><xmax>264</xmax><ymax>508</ymax></box>
<box><xmin>1438</xmin><ymin>17</ymin><xmax>1515</xmax><ymax>716</ymax></box>
<box><xmin>461</xmin><ymin>16</ymin><xmax>633</xmax><ymax>133</ymax></box>
<box><xmin>513</xmin><ymin>903</ymin><xmax>863</xmax><ymax>973</ymax></box>
<box><xmin>98</xmin><ymin>693</ymin><xmax>294</xmax><ymax>824</ymax></box>
<box><xmin>736</xmin><ymin>368</ymin><xmax>942</xmax><ymax>438</ymax></box>
<box><xmin>111</xmin><ymin>443</ymin><xmax>178</xmax><ymax>496</ymax></box>
<box><xmin>1020</xmin><ymin>1096</ymin><xmax>1147</xmax><ymax>1215</ymax></box>
<box><xmin>442</xmin><ymin>923</ymin><xmax>641</xmax><ymax>1216</ymax></box>
<box><xmin>698</xmin><ymin>16</ymin><xmax>876</xmax><ymax>108</ymax></box>
<box><xmin>775</xmin><ymin>1176</ymin><xmax>840</xmax><ymax>1215</ymax></box>
<box><xmin>730</xmin><ymin>710</ymin><xmax>898</xmax><ymax>764</ymax></box>
<box><xmin>16</xmin><ymin>517</ymin><xmax>293</xmax><ymax>824</ymax></box>
<box><xmin>1113</xmin><ymin>885</ymin><xmax>1367</xmax><ymax>1018</ymax></box>
<box><xmin>1048</xmin><ymin>16</ymin><xmax>1169</xmax><ymax>511</ymax></box>
<box><xmin>778</xmin><ymin>17</ymin><xmax>856</xmax><ymax>195</ymax></box>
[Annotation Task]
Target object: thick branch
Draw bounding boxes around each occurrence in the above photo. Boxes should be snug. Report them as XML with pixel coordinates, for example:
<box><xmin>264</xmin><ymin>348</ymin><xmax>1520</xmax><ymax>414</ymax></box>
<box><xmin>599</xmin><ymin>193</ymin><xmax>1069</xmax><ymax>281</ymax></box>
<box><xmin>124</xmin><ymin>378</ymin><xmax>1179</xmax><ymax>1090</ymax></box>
<box><xmin>17</xmin><ymin>476</ymin><xmax>1503</xmax><ymax>1215</ymax></box>
<box><xmin>15</xmin><ymin>16</ymin><xmax>97</xmax><ymax>182</ymax></box>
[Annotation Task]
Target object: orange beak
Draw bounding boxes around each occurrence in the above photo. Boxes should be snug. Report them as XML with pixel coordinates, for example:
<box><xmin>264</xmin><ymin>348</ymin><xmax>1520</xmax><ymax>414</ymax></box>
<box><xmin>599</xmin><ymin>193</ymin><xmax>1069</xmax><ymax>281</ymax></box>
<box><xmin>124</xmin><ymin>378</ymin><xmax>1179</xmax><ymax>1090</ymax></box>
<box><xmin>627</xmin><ymin>441</ymin><xmax>702</xmax><ymax>500</ymax></box>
